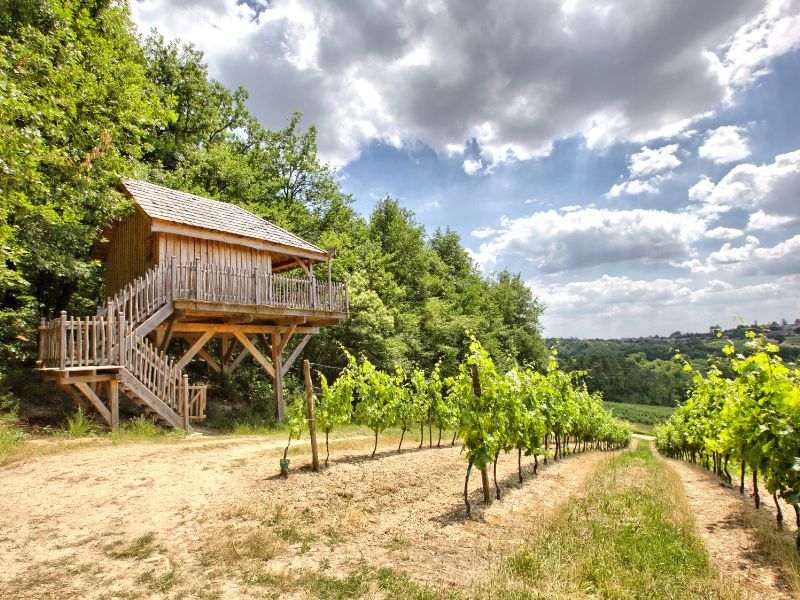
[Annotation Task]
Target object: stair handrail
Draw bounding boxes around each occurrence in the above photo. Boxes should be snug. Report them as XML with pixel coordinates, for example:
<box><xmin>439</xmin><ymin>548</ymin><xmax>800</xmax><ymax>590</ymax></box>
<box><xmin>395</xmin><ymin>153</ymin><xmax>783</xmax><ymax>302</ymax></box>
<box><xmin>97</xmin><ymin>261</ymin><xmax>173</xmax><ymax>327</ymax></box>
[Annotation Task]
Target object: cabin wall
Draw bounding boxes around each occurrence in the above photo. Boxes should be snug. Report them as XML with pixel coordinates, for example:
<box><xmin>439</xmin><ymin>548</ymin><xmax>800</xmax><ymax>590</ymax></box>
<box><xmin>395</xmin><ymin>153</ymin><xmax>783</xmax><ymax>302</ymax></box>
<box><xmin>155</xmin><ymin>233</ymin><xmax>273</xmax><ymax>273</ymax></box>
<box><xmin>104</xmin><ymin>208</ymin><xmax>155</xmax><ymax>296</ymax></box>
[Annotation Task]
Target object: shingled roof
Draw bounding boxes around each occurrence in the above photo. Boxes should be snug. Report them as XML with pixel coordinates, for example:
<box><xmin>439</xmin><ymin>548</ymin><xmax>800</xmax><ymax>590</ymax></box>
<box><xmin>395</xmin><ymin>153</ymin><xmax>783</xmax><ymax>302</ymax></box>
<box><xmin>121</xmin><ymin>179</ymin><xmax>327</xmax><ymax>257</ymax></box>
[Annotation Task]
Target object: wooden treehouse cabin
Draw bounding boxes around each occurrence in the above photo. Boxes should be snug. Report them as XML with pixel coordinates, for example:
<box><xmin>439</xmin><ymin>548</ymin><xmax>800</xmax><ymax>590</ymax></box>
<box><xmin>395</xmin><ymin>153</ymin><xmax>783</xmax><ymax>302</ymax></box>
<box><xmin>36</xmin><ymin>179</ymin><xmax>348</xmax><ymax>430</ymax></box>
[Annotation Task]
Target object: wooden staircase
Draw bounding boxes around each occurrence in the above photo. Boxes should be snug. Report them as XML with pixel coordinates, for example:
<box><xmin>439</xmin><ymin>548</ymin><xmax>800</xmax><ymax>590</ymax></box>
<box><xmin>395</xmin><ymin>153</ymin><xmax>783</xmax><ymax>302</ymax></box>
<box><xmin>37</xmin><ymin>258</ymin><xmax>349</xmax><ymax>430</ymax></box>
<box><xmin>37</xmin><ymin>263</ymin><xmax>205</xmax><ymax>430</ymax></box>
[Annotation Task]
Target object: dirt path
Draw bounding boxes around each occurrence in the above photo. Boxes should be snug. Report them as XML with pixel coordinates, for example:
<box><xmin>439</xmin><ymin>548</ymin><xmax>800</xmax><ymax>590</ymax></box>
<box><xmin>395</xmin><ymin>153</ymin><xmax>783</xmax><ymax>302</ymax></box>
<box><xmin>666</xmin><ymin>458</ymin><xmax>797</xmax><ymax>600</ymax></box>
<box><xmin>0</xmin><ymin>434</ymin><xmax>611</xmax><ymax>599</ymax></box>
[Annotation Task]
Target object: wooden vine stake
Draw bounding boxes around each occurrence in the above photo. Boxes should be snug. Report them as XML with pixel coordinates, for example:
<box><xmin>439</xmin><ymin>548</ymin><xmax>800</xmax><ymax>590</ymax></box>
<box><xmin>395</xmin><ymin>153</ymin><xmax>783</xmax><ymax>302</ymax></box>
<box><xmin>304</xmin><ymin>359</ymin><xmax>320</xmax><ymax>472</ymax></box>
<box><xmin>471</xmin><ymin>363</ymin><xmax>492</xmax><ymax>505</ymax></box>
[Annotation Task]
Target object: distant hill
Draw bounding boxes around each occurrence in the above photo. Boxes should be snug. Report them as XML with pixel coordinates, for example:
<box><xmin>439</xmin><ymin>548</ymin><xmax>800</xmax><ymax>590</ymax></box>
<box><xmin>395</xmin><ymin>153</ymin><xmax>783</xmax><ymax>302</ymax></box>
<box><xmin>549</xmin><ymin>318</ymin><xmax>800</xmax><ymax>407</ymax></box>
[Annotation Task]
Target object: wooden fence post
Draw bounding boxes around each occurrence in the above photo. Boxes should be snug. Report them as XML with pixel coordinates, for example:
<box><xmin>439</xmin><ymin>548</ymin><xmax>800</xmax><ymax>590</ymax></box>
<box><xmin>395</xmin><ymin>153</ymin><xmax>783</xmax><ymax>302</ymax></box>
<box><xmin>106</xmin><ymin>301</ymin><xmax>114</xmax><ymax>364</ymax></box>
<box><xmin>182</xmin><ymin>374</ymin><xmax>190</xmax><ymax>431</ymax></box>
<box><xmin>471</xmin><ymin>363</ymin><xmax>492</xmax><ymax>504</ymax></box>
<box><xmin>59</xmin><ymin>311</ymin><xmax>67</xmax><ymax>370</ymax></box>
<box><xmin>304</xmin><ymin>359</ymin><xmax>320</xmax><ymax>472</ymax></box>
<box><xmin>118</xmin><ymin>312</ymin><xmax>126</xmax><ymax>366</ymax></box>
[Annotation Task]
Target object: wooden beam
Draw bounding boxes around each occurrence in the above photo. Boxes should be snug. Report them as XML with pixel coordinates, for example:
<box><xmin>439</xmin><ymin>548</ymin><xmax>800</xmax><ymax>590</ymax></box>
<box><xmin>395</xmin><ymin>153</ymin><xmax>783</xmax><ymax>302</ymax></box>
<box><xmin>197</xmin><ymin>348</ymin><xmax>222</xmax><ymax>373</ymax></box>
<box><xmin>175</xmin><ymin>331</ymin><xmax>215</xmax><ymax>370</ymax></box>
<box><xmin>59</xmin><ymin>373</ymin><xmax>115</xmax><ymax>384</ymax></box>
<box><xmin>281</xmin><ymin>334</ymin><xmax>312</xmax><ymax>378</ymax></box>
<box><xmin>225</xmin><ymin>346</ymin><xmax>250</xmax><ymax>375</ymax></box>
<box><xmin>135</xmin><ymin>303</ymin><xmax>173</xmax><ymax>338</ymax></box>
<box><xmin>293</xmin><ymin>257</ymin><xmax>311</xmax><ymax>278</ymax></box>
<box><xmin>259</xmin><ymin>334</ymin><xmax>272</xmax><ymax>355</ymax></box>
<box><xmin>232</xmin><ymin>331</ymin><xmax>275</xmax><ymax>379</ymax></box>
<box><xmin>278</xmin><ymin>324</ymin><xmax>297</xmax><ymax>354</ymax></box>
<box><xmin>169</xmin><ymin>322</ymin><xmax>319</xmax><ymax>334</ymax></box>
<box><xmin>74</xmin><ymin>382</ymin><xmax>112</xmax><ymax>426</ymax></box>
<box><xmin>159</xmin><ymin>318</ymin><xmax>176</xmax><ymax>352</ymax></box>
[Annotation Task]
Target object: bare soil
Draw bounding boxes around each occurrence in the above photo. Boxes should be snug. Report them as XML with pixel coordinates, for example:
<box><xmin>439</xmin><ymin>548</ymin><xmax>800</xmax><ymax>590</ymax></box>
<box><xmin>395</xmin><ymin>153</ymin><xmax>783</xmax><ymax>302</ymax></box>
<box><xmin>0</xmin><ymin>434</ymin><xmax>609</xmax><ymax>599</ymax></box>
<box><xmin>666</xmin><ymin>458</ymin><xmax>797</xmax><ymax>600</ymax></box>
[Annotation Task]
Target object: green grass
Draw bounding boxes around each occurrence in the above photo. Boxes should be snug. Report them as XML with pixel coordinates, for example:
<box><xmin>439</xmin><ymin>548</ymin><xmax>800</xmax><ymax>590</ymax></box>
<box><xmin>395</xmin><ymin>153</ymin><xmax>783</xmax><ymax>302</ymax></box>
<box><xmin>477</xmin><ymin>443</ymin><xmax>741</xmax><ymax>600</ymax></box>
<box><xmin>0</xmin><ymin>416</ymin><xmax>26</xmax><ymax>466</ymax></box>
<box><xmin>603</xmin><ymin>401</ymin><xmax>675</xmax><ymax>426</ymax></box>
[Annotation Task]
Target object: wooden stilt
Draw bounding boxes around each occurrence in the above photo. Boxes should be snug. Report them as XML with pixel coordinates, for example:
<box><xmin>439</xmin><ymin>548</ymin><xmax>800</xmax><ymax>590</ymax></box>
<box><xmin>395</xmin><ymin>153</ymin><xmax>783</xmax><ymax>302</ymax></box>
<box><xmin>108</xmin><ymin>379</ymin><xmax>119</xmax><ymax>432</ymax></box>
<box><xmin>272</xmin><ymin>332</ymin><xmax>285</xmax><ymax>422</ymax></box>
<box><xmin>304</xmin><ymin>359</ymin><xmax>319</xmax><ymax>472</ymax></box>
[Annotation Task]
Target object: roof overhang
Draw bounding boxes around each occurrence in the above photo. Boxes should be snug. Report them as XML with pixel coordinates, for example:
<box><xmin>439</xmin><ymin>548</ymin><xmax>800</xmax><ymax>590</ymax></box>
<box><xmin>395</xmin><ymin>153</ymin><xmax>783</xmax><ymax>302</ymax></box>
<box><xmin>150</xmin><ymin>219</ymin><xmax>330</xmax><ymax>263</ymax></box>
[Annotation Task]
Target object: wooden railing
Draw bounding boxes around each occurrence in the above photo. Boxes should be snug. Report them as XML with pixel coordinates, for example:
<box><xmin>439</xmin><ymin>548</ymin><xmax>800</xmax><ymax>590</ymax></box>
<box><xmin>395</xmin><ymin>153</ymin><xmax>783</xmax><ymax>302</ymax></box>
<box><xmin>172</xmin><ymin>260</ymin><xmax>348</xmax><ymax>313</ymax></box>
<box><xmin>118</xmin><ymin>318</ymin><xmax>185</xmax><ymax>414</ymax></box>
<box><xmin>97</xmin><ymin>263</ymin><xmax>171</xmax><ymax>327</ymax></box>
<box><xmin>187</xmin><ymin>385</ymin><xmax>207</xmax><ymax>420</ymax></box>
<box><xmin>38</xmin><ymin>311</ymin><xmax>205</xmax><ymax>425</ymax></box>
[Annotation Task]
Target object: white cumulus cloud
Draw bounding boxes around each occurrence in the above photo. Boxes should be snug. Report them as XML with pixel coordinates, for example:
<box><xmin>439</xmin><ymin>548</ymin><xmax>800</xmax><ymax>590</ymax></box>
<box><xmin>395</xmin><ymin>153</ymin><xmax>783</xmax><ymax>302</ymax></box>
<box><xmin>698</xmin><ymin>125</ymin><xmax>751</xmax><ymax>164</ymax></box>
<box><xmin>469</xmin><ymin>208</ymin><xmax>707</xmax><ymax>274</ymax></box>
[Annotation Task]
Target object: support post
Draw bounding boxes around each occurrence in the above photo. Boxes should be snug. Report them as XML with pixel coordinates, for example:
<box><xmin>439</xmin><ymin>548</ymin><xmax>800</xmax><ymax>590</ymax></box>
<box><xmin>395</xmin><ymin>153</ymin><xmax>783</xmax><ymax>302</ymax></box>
<box><xmin>181</xmin><ymin>374</ymin><xmax>190</xmax><ymax>431</ymax></box>
<box><xmin>272</xmin><ymin>332</ymin><xmax>285</xmax><ymax>422</ymax></box>
<box><xmin>327</xmin><ymin>255</ymin><xmax>333</xmax><ymax>310</ymax></box>
<box><xmin>304</xmin><ymin>359</ymin><xmax>319</xmax><ymax>472</ymax></box>
<box><xmin>108</xmin><ymin>379</ymin><xmax>119</xmax><ymax>432</ymax></box>
<box><xmin>471</xmin><ymin>363</ymin><xmax>492</xmax><ymax>504</ymax></box>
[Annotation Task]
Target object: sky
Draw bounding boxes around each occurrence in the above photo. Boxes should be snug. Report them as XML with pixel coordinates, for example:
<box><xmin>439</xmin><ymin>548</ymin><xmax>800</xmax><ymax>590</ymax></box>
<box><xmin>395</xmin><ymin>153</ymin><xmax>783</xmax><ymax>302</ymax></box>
<box><xmin>131</xmin><ymin>0</ymin><xmax>800</xmax><ymax>338</ymax></box>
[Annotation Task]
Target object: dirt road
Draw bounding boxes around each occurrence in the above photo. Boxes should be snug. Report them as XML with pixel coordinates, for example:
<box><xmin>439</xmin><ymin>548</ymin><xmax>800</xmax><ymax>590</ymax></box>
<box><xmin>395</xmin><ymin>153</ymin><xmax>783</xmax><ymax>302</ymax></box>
<box><xmin>0</xmin><ymin>434</ymin><xmax>610</xmax><ymax>599</ymax></box>
<box><xmin>666</xmin><ymin>458</ymin><xmax>798</xmax><ymax>600</ymax></box>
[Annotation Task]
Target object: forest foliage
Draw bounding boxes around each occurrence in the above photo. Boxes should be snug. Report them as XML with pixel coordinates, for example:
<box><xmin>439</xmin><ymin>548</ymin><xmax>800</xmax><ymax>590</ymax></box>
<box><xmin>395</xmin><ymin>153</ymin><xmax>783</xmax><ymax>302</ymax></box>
<box><xmin>0</xmin><ymin>1</ymin><xmax>547</xmax><ymax>420</ymax></box>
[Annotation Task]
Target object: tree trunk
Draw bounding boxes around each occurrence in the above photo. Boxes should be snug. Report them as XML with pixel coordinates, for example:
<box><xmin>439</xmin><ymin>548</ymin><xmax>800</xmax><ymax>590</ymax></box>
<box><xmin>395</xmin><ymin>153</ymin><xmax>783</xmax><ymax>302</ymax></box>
<box><xmin>371</xmin><ymin>430</ymin><xmax>378</xmax><ymax>458</ymax></box>
<box><xmin>518</xmin><ymin>447</ymin><xmax>523</xmax><ymax>484</ymax></box>
<box><xmin>533</xmin><ymin>453</ymin><xmax>538</xmax><ymax>475</ymax></box>
<box><xmin>451</xmin><ymin>430</ymin><xmax>458</xmax><ymax>446</ymax></box>
<box><xmin>398</xmin><ymin>427</ymin><xmax>406</xmax><ymax>452</ymax></box>
<box><xmin>437</xmin><ymin>428</ymin><xmax>442</xmax><ymax>448</ymax></box>
<box><xmin>752</xmin><ymin>467</ymin><xmax>760</xmax><ymax>508</ymax></box>
<box><xmin>464</xmin><ymin>459</ymin><xmax>474</xmax><ymax>518</ymax></box>
<box><xmin>493</xmin><ymin>450</ymin><xmax>502</xmax><ymax>500</ymax></box>
<box><xmin>544</xmin><ymin>434</ymin><xmax>549</xmax><ymax>465</ymax></box>
<box><xmin>722</xmin><ymin>454</ymin><xmax>731</xmax><ymax>484</ymax></box>
<box><xmin>419</xmin><ymin>422</ymin><xmax>424</xmax><ymax>448</ymax></box>
<box><xmin>428</xmin><ymin>420</ymin><xmax>432</xmax><ymax>448</ymax></box>
<box><xmin>325</xmin><ymin>430</ymin><xmax>330</xmax><ymax>467</ymax></box>
<box><xmin>740</xmin><ymin>461</ymin><xmax>746</xmax><ymax>495</ymax></box>
<box><xmin>481</xmin><ymin>467</ymin><xmax>491</xmax><ymax>504</ymax></box>
<box><xmin>773</xmin><ymin>493</ymin><xmax>783</xmax><ymax>529</ymax></box>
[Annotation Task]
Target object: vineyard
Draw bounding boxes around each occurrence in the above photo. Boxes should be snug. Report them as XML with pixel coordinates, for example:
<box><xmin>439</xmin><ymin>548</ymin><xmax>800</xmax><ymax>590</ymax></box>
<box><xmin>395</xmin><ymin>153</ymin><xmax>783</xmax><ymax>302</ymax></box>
<box><xmin>656</xmin><ymin>332</ymin><xmax>800</xmax><ymax>550</ymax></box>
<box><xmin>286</xmin><ymin>337</ymin><xmax>630</xmax><ymax>515</ymax></box>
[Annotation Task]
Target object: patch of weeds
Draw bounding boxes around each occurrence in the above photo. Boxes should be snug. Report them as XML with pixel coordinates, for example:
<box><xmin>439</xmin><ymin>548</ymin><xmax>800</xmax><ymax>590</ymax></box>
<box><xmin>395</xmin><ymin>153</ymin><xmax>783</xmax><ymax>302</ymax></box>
<box><xmin>136</xmin><ymin>563</ymin><xmax>176</xmax><ymax>593</ymax></box>
<box><xmin>385</xmin><ymin>533</ymin><xmax>410</xmax><ymax>552</ymax></box>
<box><xmin>105</xmin><ymin>532</ymin><xmax>160</xmax><ymax>560</ymax></box>
<box><xmin>203</xmin><ymin>527</ymin><xmax>282</xmax><ymax>565</ymax></box>
<box><xmin>63</xmin><ymin>407</ymin><xmax>99</xmax><ymax>438</ymax></box>
<box><xmin>113</xmin><ymin>415</ymin><xmax>181</xmax><ymax>441</ymax></box>
<box><xmin>0</xmin><ymin>418</ymin><xmax>26</xmax><ymax>465</ymax></box>
<box><xmin>267</xmin><ymin>506</ymin><xmax>316</xmax><ymax>545</ymax></box>
<box><xmin>304</xmin><ymin>568</ymin><xmax>370</xmax><ymax>600</ymax></box>
<box><xmin>376</xmin><ymin>568</ymin><xmax>443</xmax><ymax>600</ymax></box>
